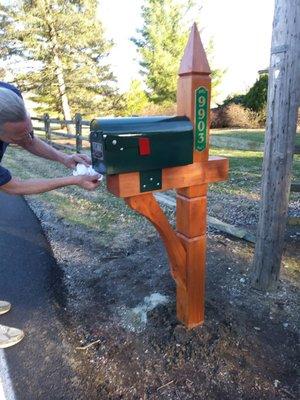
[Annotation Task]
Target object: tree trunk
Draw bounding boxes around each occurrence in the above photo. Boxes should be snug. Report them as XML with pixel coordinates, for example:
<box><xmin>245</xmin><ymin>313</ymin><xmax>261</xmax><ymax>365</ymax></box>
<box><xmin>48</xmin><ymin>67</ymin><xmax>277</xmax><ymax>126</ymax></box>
<box><xmin>53</xmin><ymin>52</ymin><xmax>72</xmax><ymax>123</ymax></box>
<box><xmin>43</xmin><ymin>0</ymin><xmax>72</xmax><ymax>127</ymax></box>
<box><xmin>252</xmin><ymin>0</ymin><xmax>300</xmax><ymax>290</ymax></box>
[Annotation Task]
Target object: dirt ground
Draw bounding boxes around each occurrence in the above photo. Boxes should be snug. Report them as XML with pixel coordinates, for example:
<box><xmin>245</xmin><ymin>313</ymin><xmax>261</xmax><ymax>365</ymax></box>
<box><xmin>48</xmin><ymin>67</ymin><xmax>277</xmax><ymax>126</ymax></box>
<box><xmin>25</xmin><ymin>194</ymin><xmax>299</xmax><ymax>400</ymax></box>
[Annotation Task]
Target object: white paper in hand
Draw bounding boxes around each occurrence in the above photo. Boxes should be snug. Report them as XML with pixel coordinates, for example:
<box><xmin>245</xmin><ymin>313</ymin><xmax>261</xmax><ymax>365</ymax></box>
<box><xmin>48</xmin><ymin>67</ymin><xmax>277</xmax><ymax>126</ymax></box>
<box><xmin>73</xmin><ymin>163</ymin><xmax>103</xmax><ymax>181</ymax></box>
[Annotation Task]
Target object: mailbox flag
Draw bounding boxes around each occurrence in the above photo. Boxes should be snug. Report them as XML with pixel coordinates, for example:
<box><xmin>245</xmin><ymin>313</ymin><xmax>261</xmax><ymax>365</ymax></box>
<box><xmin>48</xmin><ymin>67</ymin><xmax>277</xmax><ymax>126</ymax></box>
<box><xmin>139</xmin><ymin>137</ymin><xmax>151</xmax><ymax>156</ymax></box>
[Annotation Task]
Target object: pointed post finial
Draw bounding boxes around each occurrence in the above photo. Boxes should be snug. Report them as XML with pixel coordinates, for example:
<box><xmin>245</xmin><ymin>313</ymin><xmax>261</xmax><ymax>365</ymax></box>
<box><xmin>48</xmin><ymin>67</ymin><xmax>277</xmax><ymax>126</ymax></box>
<box><xmin>177</xmin><ymin>21</ymin><xmax>212</xmax><ymax>161</ymax></box>
<box><xmin>179</xmin><ymin>23</ymin><xmax>211</xmax><ymax>76</ymax></box>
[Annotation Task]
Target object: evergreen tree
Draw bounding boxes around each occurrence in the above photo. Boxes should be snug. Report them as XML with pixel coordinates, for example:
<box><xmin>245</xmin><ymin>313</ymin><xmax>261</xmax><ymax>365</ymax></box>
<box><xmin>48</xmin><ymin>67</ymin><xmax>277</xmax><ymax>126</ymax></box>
<box><xmin>2</xmin><ymin>0</ymin><xmax>120</xmax><ymax>119</ymax></box>
<box><xmin>132</xmin><ymin>0</ymin><xmax>223</xmax><ymax>105</ymax></box>
<box><xmin>132</xmin><ymin>0</ymin><xmax>187</xmax><ymax>104</ymax></box>
<box><xmin>223</xmin><ymin>74</ymin><xmax>268</xmax><ymax>125</ymax></box>
<box><xmin>0</xmin><ymin>4</ymin><xmax>19</xmax><ymax>59</ymax></box>
<box><xmin>118</xmin><ymin>80</ymin><xmax>149</xmax><ymax>116</ymax></box>
<box><xmin>243</xmin><ymin>74</ymin><xmax>268</xmax><ymax>112</ymax></box>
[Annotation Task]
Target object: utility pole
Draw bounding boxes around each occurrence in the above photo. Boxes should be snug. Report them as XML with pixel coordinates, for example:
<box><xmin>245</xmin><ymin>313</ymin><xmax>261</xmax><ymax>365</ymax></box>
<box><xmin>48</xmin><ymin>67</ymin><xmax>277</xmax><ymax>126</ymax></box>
<box><xmin>252</xmin><ymin>0</ymin><xmax>300</xmax><ymax>290</ymax></box>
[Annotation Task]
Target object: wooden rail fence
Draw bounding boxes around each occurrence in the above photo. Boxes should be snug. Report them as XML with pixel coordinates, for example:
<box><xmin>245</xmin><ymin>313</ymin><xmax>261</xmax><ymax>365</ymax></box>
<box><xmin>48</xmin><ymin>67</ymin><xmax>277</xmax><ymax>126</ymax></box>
<box><xmin>31</xmin><ymin>113</ymin><xmax>90</xmax><ymax>153</ymax></box>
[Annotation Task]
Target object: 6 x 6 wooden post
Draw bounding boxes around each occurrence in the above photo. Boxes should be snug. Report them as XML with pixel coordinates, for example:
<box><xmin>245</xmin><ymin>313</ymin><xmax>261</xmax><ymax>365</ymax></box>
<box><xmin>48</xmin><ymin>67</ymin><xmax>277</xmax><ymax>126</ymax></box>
<box><xmin>176</xmin><ymin>23</ymin><xmax>212</xmax><ymax>328</ymax></box>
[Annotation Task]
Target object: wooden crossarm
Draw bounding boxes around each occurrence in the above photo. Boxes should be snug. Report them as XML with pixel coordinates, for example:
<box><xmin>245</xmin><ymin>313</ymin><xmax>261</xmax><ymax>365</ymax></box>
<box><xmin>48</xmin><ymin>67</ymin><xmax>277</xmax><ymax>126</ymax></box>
<box><xmin>107</xmin><ymin>157</ymin><xmax>228</xmax><ymax>198</ymax></box>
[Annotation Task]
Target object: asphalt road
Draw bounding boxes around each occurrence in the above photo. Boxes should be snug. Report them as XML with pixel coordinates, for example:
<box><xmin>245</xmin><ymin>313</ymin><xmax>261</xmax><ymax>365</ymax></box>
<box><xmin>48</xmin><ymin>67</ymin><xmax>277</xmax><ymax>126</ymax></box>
<box><xmin>0</xmin><ymin>192</ymin><xmax>90</xmax><ymax>400</ymax></box>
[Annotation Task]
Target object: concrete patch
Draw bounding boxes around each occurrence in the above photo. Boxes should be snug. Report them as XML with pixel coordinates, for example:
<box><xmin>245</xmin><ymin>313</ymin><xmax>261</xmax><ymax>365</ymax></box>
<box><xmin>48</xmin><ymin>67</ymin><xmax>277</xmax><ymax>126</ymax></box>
<box><xmin>118</xmin><ymin>293</ymin><xmax>169</xmax><ymax>333</ymax></box>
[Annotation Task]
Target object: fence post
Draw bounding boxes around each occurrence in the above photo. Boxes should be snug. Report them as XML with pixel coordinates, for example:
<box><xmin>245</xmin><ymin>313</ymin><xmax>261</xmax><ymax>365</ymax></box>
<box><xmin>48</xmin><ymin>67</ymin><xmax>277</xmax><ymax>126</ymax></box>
<box><xmin>43</xmin><ymin>113</ymin><xmax>51</xmax><ymax>142</ymax></box>
<box><xmin>75</xmin><ymin>113</ymin><xmax>82</xmax><ymax>153</ymax></box>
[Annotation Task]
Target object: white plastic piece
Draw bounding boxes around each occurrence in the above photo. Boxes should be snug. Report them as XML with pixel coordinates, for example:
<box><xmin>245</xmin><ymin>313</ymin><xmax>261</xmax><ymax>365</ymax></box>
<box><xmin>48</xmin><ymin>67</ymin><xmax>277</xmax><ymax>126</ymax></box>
<box><xmin>73</xmin><ymin>163</ymin><xmax>103</xmax><ymax>181</ymax></box>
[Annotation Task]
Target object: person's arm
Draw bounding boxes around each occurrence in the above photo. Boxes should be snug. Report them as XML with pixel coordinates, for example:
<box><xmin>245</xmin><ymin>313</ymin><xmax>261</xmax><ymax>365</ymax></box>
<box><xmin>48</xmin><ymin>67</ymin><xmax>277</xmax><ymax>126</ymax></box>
<box><xmin>0</xmin><ymin>174</ymin><xmax>100</xmax><ymax>196</ymax></box>
<box><xmin>19</xmin><ymin>136</ymin><xmax>91</xmax><ymax>168</ymax></box>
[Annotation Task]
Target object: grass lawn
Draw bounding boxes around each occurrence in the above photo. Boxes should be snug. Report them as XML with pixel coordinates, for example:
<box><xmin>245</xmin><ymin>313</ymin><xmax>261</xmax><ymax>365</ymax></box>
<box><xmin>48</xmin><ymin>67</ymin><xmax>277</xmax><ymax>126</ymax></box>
<box><xmin>211</xmin><ymin>129</ymin><xmax>266</xmax><ymax>144</ymax></box>
<box><xmin>209</xmin><ymin>147</ymin><xmax>264</xmax><ymax>197</ymax></box>
<box><xmin>211</xmin><ymin>128</ymin><xmax>300</xmax><ymax>147</ymax></box>
<box><xmin>210</xmin><ymin>129</ymin><xmax>299</xmax><ymax>198</ymax></box>
<box><xmin>210</xmin><ymin>145</ymin><xmax>299</xmax><ymax>199</ymax></box>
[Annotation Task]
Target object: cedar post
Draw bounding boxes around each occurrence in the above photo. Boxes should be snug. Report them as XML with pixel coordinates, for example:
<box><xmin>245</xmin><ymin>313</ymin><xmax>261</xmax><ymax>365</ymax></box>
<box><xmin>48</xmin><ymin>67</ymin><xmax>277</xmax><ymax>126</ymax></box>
<box><xmin>176</xmin><ymin>23</ymin><xmax>211</xmax><ymax>328</ymax></box>
<box><xmin>252</xmin><ymin>0</ymin><xmax>300</xmax><ymax>290</ymax></box>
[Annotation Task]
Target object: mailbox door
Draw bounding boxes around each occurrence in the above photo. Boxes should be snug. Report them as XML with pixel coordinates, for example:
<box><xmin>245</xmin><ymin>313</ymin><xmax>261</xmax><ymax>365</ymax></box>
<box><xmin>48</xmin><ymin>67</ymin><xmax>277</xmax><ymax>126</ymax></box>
<box><xmin>102</xmin><ymin>131</ymin><xmax>193</xmax><ymax>175</ymax></box>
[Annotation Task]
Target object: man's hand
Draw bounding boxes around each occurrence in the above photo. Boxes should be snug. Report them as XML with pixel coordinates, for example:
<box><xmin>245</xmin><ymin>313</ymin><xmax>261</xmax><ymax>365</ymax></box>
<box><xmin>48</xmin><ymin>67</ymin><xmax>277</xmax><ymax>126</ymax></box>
<box><xmin>62</xmin><ymin>153</ymin><xmax>91</xmax><ymax>169</ymax></box>
<box><xmin>75</xmin><ymin>174</ymin><xmax>101</xmax><ymax>191</ymax></box>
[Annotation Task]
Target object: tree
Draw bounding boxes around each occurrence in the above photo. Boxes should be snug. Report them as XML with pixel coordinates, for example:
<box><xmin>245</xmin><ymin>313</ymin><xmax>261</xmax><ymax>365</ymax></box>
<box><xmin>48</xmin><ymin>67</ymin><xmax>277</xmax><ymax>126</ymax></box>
<box><xmin>222</xmin><ymin>74</ymin><xmax>268</xmax><ymax>127</ymax></box>
<box><xmin>118</xmin><ymin>80</ymin><xmax>149</xmax><ymax>116</ymax></box>
<box><xmin>132</xmin><ymin>0</ymin><xmax>224</xmax><ymax>105</ymax></box>
<box><xmin>222</xmin><ymin>93</ymin><xmax>246</xmax><ymax>107</ymax></box>
<box><xmin>243</xmin><ymin>74</ymin><xmax>268</xmax><ymax>113</ymax></box>
<box><xmin>132</xmin><ymin>0</ymin><xmax>186</xmax><ymax>104</ymax></box>
<box><xmin>224</xmin><ymin>75</ymin><xmax>268</xmax><ymax>112</ymax></box>
<box><xmin>2</xmin><ymin>0</ymin><xmax>120</xmax><ymax>119</ymax></box>
<box><xmin>0</xmin><ymin>4</ymin><xmax>19</xmax><ymax>60</ymax></box>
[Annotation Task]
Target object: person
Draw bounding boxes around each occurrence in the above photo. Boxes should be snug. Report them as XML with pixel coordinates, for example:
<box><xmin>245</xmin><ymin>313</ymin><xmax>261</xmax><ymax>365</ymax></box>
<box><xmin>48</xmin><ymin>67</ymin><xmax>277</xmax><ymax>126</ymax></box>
<box><xmin>0</xmin><ymin>83</ymin><xmax>101</xmax><ymax>348</ymax></box>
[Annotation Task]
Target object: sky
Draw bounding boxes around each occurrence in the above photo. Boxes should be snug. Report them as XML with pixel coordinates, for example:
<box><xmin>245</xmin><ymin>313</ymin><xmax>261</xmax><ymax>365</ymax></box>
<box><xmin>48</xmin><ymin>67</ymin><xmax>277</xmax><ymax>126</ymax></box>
<box><xmin>98</xmin><ymin>0</ymin><xmax>275</xmax><ymax>104</ymax></box>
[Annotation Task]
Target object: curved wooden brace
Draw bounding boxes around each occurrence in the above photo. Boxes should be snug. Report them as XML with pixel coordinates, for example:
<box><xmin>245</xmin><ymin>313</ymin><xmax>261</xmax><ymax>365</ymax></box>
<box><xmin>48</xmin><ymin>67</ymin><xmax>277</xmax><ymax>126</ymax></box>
<box><xmin>125</xmin><ymin>193</ymin><xmax>187</xmax><ymax>289</ymax></box>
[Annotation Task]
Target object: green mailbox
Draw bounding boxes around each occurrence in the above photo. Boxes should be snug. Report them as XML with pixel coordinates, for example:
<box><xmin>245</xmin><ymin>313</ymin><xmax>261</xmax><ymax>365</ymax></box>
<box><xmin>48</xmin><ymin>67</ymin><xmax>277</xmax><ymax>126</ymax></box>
<box><xmin>90</xmin><ymin>116</ymin><xmax>193</xmax><ymax>192</ymax></box>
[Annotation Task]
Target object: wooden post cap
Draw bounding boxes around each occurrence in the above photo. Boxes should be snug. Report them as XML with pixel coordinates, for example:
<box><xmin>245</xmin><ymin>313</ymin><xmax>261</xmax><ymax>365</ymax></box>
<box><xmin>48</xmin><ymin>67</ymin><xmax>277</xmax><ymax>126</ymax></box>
<box><xmin>179</xmin><ymin>23</ymin><xmax>211</xmax><ymax>76</ymax></box>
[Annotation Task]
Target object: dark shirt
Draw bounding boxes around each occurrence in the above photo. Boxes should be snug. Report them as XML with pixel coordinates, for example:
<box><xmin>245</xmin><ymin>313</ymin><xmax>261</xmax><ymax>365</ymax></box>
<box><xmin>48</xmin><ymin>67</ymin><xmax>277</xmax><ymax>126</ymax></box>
<box><xmin>0</xmin><ymin>81</ymin><xmax>22</xmax><ymax>98</ymax></box>
<box><xmin>0</xmin><ymin>82</ymin><xmax>23</xmax><ymax>186</ymax></box>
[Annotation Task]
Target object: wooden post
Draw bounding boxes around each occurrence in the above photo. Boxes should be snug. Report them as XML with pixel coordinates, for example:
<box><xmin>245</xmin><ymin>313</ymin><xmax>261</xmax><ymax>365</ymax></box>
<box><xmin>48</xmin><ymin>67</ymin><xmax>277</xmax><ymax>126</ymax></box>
<box><xmin>176</xmin><ymin>23</ymin><xmax>211</xmax><ymax>328</ymax></box>
<box><xmin>43</xmin><ymin>113</ymin><xmax>51</xmax><ymax>142</ymax></box>
<box><xmin>75</xmin><ymin>113</ymin><xmax>82</xmax><ymax>153</ymax></box>
<box><xmin>252</xmin><ymin>0</ymin><xmax>300</xmax><ymax>290</ymax></box>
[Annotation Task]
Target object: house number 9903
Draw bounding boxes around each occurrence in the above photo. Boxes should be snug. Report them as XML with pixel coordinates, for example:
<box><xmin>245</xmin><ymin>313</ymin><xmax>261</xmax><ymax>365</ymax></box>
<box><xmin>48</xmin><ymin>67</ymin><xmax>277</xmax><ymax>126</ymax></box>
<box><xmin>195</xmin><ymin>87</ymin><xmax>208</xmax><ymax>152</ymax></box>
